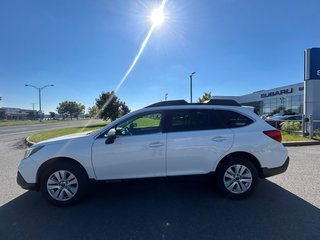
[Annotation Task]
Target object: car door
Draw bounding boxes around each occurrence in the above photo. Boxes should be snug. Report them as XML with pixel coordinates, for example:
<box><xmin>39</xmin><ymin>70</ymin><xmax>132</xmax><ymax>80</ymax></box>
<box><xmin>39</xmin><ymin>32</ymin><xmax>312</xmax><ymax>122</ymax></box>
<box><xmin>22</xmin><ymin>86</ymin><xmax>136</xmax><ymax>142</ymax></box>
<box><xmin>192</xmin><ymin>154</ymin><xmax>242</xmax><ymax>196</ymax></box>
<box><xmin>165</xmin><ymin>109</ymin><xmax>234</xmax><ymax>176</ymax></box>
<box><xmin>91</xmin><ymin>111</ymin><xmax>166</xmax><ymax>180</ymax></box>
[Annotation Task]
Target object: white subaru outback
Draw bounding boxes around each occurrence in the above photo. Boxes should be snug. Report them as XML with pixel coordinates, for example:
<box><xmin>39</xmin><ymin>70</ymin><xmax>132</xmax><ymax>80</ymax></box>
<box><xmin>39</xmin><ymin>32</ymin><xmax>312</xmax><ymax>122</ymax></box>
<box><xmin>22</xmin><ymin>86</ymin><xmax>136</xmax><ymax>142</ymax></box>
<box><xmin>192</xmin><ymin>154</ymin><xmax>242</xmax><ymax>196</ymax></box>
<box><xmin>17</xmin><ymin>99</ymin><xmax>289</xmax><ymax>206</ymax></box>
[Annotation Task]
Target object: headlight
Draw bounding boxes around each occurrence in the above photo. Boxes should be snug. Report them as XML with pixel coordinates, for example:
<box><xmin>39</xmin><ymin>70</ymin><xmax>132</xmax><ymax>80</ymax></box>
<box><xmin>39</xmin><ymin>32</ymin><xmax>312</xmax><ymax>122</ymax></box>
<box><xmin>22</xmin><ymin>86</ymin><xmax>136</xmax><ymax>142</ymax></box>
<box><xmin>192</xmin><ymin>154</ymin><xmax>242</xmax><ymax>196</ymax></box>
<box><xmin>24</xmin><ymin>145</ymin><xmax>44</xmax><ymax>159</ymax></box>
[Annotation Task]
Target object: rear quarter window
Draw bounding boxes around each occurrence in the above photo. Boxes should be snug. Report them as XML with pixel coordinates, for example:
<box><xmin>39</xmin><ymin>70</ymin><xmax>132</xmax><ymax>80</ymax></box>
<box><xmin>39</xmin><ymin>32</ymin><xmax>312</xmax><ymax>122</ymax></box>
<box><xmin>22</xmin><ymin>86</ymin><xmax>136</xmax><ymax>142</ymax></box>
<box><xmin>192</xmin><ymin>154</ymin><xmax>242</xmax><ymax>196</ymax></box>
<box><xmin>218</xmin><ymin>110</ymin><xmax>254</xmax><ymax>128</ymax></box>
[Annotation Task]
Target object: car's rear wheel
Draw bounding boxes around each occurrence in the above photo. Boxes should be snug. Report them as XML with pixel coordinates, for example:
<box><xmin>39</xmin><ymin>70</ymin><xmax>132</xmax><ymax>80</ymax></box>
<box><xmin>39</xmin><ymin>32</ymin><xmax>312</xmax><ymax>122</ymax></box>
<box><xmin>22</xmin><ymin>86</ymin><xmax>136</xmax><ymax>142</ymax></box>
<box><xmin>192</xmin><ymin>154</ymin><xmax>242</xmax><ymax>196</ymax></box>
<box><xmin>40</xmin><ymin>162</ymin><xmax>88</xmax><ymax>207</ymax></box>
<box><xmin>216</xmin><ymin>157</ymin><xmax>258</xmax><ymax>199</ymax></box>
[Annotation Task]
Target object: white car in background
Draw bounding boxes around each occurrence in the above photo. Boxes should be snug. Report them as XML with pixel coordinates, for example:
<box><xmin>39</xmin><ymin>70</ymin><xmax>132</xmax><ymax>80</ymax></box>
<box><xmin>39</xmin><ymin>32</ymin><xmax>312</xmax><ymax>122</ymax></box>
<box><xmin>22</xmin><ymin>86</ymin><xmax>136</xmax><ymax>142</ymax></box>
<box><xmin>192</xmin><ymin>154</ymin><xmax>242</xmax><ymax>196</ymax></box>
<box><xmin>17</xmin><ymin>99</ymin><xmax>289</xmax><ymax>206</ymax></box>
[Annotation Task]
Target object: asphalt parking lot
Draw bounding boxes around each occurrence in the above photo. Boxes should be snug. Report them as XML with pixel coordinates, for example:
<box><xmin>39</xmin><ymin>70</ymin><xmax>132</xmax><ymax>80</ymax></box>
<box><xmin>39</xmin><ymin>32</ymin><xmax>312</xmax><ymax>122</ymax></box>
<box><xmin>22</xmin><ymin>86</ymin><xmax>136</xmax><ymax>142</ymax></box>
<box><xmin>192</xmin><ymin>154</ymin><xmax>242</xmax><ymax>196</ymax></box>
<box><xmin>0</xmin><ymin>124</ymin><xmax>319</xmax><ymax>240</ymax></box>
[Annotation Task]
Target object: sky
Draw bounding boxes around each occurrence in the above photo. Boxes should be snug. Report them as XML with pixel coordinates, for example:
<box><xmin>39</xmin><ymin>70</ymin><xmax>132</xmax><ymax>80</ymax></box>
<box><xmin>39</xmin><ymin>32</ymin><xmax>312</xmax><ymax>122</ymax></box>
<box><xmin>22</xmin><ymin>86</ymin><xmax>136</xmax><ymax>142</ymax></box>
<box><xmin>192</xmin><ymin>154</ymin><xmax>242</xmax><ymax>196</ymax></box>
<box><xmin>0</xmin><ymin>0</ymin><xmax>320</xmax><ymax>113</ymax></box>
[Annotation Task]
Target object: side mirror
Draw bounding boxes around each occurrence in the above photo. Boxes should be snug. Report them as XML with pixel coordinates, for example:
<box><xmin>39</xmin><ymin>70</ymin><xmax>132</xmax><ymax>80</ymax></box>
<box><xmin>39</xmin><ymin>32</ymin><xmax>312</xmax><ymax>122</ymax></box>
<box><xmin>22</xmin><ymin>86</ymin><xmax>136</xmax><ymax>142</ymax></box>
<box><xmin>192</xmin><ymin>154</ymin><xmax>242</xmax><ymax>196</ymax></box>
<box><xmin>105</xmin><ymin>128</ymin><xmax>116</xmax><ymax>144</ymax></box>
<box><xmin>130</xmin><ymin>122</ymin><xmax>137</xmax><ymax>128</ymax></box>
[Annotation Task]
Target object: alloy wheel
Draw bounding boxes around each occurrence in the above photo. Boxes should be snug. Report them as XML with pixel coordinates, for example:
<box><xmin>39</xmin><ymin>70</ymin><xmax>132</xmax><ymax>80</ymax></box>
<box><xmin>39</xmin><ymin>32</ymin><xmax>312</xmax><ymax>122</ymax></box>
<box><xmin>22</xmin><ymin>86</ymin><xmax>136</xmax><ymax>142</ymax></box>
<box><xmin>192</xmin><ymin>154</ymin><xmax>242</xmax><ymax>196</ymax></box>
<box><xmin>223</xmin><ymin>164</ymin><xmax>253</xmax><ymax>194</ymax></box>
<box><xmin>46</xmin><ymin>170</ymin><xmax>79</xmax><ymax>201</ymax></box>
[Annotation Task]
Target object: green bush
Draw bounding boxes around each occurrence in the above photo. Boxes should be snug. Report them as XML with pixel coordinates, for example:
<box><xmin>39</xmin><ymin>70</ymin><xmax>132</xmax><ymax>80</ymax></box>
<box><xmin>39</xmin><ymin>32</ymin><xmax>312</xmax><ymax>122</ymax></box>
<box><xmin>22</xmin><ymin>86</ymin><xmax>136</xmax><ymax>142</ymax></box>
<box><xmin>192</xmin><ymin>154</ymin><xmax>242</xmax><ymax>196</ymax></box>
<box><xmin>315</xmin><ymin>129</ymin><xmax>320</xmax><ymax>138</ymax></box>
<box><xmin>280</xmin><ymin>121</ymin><xmax>301</xmax><ymax>133</ymax></box>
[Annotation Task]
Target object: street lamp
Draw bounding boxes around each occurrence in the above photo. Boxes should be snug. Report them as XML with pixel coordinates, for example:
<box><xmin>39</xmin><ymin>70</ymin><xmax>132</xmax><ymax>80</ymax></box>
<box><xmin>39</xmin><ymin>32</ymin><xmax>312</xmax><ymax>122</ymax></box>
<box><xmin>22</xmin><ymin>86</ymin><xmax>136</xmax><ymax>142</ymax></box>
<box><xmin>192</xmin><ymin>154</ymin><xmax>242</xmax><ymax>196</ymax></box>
<box><xmin>25</xmin><ymin>84</ymin><xmax>54</xmax><ymax>122</ymax></box>
<box><xmin>165</xmin><ymin>93</ymin><xmax>168</xmax><ymax>101</ymax></box>
<box><xmin>189</xmin><ymin>72</ymin><xmax>196</xmax><ymax>103</ymax></box>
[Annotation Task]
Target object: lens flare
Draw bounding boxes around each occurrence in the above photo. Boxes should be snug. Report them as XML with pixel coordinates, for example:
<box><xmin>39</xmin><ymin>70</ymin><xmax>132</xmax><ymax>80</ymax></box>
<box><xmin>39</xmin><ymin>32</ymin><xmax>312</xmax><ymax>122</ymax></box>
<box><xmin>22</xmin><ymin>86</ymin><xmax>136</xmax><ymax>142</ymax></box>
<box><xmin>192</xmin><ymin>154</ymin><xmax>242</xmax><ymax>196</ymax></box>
<box><xmin>151</xmin><ymin>8</ymin><xmax>165</xmax><ymax>26</ymax></box>
<box><xmin>52</xmin><ymin>0</ymin><xmax>168</xmax><ymax>153</ymax></box>
<box><xmin>94</xmin><ymin>0</ymin><xmax>168</xmax><ymax>117</ymax></box>
<box><xmin>71</xmin><ymin>0</ymin><xmax>168</xmax><ymax>136</ymax></box>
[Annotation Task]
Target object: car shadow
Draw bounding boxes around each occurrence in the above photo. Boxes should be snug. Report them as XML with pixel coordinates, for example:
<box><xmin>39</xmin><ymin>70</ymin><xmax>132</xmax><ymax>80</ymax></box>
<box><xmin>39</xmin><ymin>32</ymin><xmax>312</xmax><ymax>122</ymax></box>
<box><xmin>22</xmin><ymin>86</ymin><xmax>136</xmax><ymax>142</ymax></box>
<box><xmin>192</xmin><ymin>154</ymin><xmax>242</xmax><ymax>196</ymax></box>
<box><xmin>0</xmin><ymin>178</ymin><xmax>319</xmax><ymax>240</ymax></box>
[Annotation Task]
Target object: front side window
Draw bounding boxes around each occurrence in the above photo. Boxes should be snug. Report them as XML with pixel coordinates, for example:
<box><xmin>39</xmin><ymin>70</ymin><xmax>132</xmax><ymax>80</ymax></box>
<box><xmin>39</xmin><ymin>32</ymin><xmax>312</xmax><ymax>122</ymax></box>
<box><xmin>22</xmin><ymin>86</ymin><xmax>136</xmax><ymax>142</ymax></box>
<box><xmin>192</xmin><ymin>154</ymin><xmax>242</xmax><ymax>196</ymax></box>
<box><xmin>116</xmin><ymin>112</ymin><xmax>163</xmax><ymax>136</ymax></box>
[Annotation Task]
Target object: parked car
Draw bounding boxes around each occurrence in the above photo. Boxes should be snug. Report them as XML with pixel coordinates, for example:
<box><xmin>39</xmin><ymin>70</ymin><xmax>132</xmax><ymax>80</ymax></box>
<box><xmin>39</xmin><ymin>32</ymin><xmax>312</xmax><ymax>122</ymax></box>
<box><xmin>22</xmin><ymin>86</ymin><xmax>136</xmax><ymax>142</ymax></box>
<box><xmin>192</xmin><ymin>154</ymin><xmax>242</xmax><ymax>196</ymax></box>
<box><xmin>17</xmin><ymin>99</ymin><xmax>289</xmax><ymax>206</ymax></box>
<box><xmin>266</xmin><ymin>114</ymin><xmax>302</xmax><ymax>128</ymax></box>
<box><xmin>260</xmin><ymin>113</ymin><xmax>273</xmax><ymax>120</ymax></box>
<box><xmin>264</xmin><ymin>112</ymin><xmax>296</xmax><ymax>120</ymax></box>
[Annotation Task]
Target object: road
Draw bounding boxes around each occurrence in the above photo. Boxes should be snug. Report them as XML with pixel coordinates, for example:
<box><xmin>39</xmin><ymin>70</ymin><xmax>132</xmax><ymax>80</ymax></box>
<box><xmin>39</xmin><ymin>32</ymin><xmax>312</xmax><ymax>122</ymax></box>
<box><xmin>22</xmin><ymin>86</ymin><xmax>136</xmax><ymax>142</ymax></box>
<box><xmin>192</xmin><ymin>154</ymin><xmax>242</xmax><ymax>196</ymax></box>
<box><xmin>0</xmin><ymin>123</ymin><xmax>319</xmax><ymax>240</ymax></box>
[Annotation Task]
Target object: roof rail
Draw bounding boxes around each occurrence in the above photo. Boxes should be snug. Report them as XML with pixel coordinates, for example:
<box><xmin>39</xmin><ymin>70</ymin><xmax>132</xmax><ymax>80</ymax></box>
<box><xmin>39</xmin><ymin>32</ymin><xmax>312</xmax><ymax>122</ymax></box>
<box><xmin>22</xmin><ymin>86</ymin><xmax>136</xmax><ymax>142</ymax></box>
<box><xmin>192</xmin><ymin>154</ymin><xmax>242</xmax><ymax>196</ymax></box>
<box><xmin>206</xmin><ymin>99</ymin><xmax>240</xmax><ymax>106</ymax></box>
<box><xmin>145</xmin><ymin>100</ymin><xmax>188</xmax><ymax>108</ymax></box>
<box><xmin>145</xmin><ymin>99</ymin><xmax>241</xmax><ymax>108</ymax></box>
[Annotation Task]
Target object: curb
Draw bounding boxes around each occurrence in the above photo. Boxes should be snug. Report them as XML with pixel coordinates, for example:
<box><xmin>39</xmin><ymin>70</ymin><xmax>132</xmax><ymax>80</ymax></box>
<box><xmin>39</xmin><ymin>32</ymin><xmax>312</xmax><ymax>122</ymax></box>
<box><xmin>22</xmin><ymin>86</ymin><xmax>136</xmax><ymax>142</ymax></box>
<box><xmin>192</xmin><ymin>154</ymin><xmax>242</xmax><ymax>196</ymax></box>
<box><xmin>283</xmin><ymin>141</ymin><xmax>320</xmax><ymax>147</ymax></box>
<box><xmin>25</xmin><ymin>136</ymin><xmax>35</xmax><ymax>147</ymax></box>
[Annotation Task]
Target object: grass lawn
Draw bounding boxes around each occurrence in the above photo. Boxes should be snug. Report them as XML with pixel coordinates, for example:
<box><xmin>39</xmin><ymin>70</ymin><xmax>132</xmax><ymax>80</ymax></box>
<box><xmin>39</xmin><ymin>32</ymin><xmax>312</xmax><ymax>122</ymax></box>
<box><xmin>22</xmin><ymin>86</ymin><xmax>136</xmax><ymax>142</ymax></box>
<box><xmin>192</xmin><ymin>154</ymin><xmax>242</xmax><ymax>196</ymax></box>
<box><xmin>28</xmin><ymin>123</ymin><xmax>107</xmax><ymax>143</ymax></box>
<box><xmin>281</xmin><ymin>131</ymin><xmax>316</xmax><ymax>142</ymax></box>
<box><xmin>134</xmin><ymin>117</ymin><xmax>160</xmax><ymax>127</ymax></box>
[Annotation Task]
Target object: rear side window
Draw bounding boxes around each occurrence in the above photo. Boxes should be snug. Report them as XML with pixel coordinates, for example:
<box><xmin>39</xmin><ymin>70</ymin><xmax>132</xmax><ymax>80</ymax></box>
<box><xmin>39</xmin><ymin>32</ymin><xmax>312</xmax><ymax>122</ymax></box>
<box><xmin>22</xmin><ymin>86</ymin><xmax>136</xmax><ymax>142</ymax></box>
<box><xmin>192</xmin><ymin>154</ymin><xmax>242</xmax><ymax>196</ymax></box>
<box><xmin>218</xmin><ymin>110</ymin><xmax>253</xmax><ymax>128</ymax></box>
<box><xmin>166</xmin><ymin>109</ymin><xmax>225</xmax><ymax>132</ymax></box>
<box><xmin>167</xmin><ymin>111</ymin><xmax>192</xmax><ymax>132</ymax></box>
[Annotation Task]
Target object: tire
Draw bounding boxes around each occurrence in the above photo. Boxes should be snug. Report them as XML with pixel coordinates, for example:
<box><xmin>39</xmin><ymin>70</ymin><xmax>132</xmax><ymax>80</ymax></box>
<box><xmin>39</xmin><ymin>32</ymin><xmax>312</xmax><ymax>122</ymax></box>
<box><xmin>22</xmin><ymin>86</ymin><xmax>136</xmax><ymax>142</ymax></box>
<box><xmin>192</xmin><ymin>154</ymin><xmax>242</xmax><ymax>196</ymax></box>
<box><xmin>216</xmin><ymin>157</ymin><xmax>258</xmax><ymax>199</ymax></box>
<box><xmin>40</xmin><ymin>161</ymin><xmax>88</xmax><ymax>207</ymax></box>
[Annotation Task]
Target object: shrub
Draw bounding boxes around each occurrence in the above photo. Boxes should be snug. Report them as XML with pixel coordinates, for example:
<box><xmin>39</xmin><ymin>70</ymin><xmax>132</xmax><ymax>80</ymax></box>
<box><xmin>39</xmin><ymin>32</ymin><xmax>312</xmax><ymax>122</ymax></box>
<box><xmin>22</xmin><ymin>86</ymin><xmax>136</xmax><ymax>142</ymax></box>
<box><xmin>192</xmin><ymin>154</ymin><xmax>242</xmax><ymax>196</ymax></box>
<box><xmin>280</xmin><ymin>121</ymin><xmax>301</xmax><ymax>133</ymax></box>
<box><xmin>315</xmin><ymin>129</ymin><xmax>320</xmax><ymax>138</ymax></box>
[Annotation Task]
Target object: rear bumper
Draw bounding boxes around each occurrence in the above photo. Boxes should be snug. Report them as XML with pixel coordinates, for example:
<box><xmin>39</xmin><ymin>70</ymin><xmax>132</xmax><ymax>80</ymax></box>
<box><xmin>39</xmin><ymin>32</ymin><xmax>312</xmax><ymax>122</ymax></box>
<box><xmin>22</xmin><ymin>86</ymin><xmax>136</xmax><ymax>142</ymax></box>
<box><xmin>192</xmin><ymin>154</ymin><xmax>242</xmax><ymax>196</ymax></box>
<box><xmin>262</xmin><ymin>157</ymin><xmax>290</xmax><ymax>178</ymax></box>
<box><xmin>17</xmin><ymin>171</ymin><xmax>38</xmax><ymax>191</ymax></box>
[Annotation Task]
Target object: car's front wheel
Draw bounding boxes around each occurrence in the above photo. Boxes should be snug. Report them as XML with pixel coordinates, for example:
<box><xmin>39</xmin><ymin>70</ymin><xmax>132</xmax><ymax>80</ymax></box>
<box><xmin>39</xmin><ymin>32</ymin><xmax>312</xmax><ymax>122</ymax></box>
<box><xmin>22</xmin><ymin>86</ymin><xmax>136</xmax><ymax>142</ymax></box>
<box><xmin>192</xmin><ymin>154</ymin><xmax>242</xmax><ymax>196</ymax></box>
<box><xmin>216</xmin><ymin>157</ymin><xmax>258</xmax><ymax>199</ymax></box>
<box><xmin>40</xmin><ymin>162</ymin><xmax>88</xmax><ymax>207</ymax></box>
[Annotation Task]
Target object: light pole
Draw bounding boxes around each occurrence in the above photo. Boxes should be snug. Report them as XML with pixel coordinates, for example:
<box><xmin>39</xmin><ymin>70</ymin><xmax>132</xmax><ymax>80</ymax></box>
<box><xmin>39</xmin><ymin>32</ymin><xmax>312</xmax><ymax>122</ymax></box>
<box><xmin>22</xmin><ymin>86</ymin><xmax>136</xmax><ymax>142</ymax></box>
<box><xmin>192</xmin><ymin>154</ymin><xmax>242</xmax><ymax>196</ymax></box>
<box><xmin>25</xmin><ymin>84</ymin><xmax>54</xmax><ymax>122</ymax></box>
<box><xmin>31</xmin><ymin>103</ymin><xmax>36</xmax><ymax>120</ymax></box>
<box><xmin>165</xmin><ymin>93</ymin><xmax>168</xmax><ymax>101</ymax></box>
<box><xmin>189</xmin><ymin>72</ymin><xmax>196</xmax><ymax>103</ymax></box>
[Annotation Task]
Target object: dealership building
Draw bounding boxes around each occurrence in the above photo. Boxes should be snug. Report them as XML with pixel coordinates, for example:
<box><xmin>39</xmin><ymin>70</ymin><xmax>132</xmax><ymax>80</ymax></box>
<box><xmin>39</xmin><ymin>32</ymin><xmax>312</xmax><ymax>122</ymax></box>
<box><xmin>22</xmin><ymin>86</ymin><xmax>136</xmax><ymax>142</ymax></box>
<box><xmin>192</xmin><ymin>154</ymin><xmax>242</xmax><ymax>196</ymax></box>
<box><xmin>215</xmin><ymin>48</ymin><xmax>320</xmax><ymax>125</ymax></box>
<box><xmin>215</xmin><ymin>82</ymin><xmax>304</xmax><ymax>115</ymax></box>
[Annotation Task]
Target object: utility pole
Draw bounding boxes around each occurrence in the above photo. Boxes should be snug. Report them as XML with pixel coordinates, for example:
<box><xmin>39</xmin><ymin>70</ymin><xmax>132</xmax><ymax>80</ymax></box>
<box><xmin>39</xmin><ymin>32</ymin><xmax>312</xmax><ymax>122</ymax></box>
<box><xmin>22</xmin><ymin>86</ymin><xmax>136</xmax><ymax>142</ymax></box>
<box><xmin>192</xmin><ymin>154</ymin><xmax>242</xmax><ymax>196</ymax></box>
<box><xmin>190</xmin><ymin>72</ymin><xmax>196</xmax><ymax>103</ymax></box>
<box><xmin>32</xmin><ymin>103</ymin><xmax>36</xmax><ymax>120</ymax></box>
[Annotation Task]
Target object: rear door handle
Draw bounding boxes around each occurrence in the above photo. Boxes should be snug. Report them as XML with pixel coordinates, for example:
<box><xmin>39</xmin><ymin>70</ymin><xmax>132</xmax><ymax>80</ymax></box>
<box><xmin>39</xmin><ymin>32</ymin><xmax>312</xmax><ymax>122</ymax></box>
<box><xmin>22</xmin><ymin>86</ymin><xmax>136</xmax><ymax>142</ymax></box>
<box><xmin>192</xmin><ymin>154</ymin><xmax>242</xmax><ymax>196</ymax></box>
<box><xmin>211</xmin><ymin>136</ymin><xmax>226</xmax><ymax>142</ymax></box>
<box><xmin>149</xmin><ymin>142</ymin><xmax>164</xmax><ymax>148</ymax></box>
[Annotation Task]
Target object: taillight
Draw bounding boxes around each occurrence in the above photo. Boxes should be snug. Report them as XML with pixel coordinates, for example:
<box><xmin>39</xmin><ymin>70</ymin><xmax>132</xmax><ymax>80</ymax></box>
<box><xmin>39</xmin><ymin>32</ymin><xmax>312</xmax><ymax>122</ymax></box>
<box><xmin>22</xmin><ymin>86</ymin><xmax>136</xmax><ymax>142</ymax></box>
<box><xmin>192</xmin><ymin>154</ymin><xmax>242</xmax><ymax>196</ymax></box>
<box><xmin>263</xmin><ymin>130</ymin><xmax>282</xmax><ymax>142</ymax></box>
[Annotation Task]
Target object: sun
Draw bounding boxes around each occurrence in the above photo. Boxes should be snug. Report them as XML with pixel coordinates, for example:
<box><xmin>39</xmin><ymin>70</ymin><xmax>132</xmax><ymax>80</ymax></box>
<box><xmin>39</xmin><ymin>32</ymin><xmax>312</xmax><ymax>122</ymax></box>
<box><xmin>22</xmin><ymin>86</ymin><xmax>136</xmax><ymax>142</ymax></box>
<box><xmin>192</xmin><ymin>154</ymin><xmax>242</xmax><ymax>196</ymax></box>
<box><xmin>150</xmin><ymin>8</ymin><xmax>165</xmax><ymax>27</ymax></box>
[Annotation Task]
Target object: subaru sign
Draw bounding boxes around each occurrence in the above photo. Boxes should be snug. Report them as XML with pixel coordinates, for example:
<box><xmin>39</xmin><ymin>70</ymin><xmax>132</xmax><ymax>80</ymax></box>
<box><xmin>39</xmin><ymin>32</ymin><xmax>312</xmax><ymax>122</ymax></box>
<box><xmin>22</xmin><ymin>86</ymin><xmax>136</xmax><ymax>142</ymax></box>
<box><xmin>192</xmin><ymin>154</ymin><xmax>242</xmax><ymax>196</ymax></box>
<box><xmin>260</xmin><ymin>88</ymin><xmax>293</xmax><ymax>98</ymax></box>
<box><xmin>305</xmin><ymin>48</ymin><xmax>320</xmax><ymax>80</ymax></box>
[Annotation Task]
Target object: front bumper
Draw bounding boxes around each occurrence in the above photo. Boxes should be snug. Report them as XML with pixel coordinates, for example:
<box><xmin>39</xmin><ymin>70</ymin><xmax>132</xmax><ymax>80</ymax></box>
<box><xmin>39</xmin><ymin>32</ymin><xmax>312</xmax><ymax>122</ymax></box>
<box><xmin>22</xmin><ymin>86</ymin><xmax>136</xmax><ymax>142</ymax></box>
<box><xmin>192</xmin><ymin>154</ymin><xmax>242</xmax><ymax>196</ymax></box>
<box><xmin>17</xmin><ymin>171</ymin><xmax>38</xmax><ymax>191</ymax></box>
<box><xmin>261</xmin><ymin>157</ymin><xmax>290</xmax><ymax>178</ymax></box>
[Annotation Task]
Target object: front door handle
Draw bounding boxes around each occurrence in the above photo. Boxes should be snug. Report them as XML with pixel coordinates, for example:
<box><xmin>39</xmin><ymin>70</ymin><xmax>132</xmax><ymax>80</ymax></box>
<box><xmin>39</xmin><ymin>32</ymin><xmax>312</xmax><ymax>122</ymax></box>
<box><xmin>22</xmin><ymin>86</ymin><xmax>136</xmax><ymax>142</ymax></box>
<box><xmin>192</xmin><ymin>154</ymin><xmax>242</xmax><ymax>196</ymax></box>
<box><xmin>149</xmin><ymin>142</ymin><xmax>164</xmax><ymax>148</ymax></box>
<box><xmin>211</xmin><ymin>136</ymin><xmax>226</xmax><ymax>142</ymax></box>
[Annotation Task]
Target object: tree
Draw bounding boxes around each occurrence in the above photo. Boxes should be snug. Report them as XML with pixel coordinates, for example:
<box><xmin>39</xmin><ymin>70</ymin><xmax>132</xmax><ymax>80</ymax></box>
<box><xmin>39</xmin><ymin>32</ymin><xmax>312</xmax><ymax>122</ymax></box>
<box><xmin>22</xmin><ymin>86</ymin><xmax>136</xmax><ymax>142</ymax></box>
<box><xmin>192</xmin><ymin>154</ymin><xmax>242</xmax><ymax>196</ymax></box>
<box><xmin>49</xmin><ymin>112</ymin><xmax>56</xmax><ymax>119</ymax></box>
<box><xmin>94</xmin><ymin>91</ymin><xmax>130</xmax><ymax>121</ymax></box>
<box><xmin>27</xmin><ymin>111</ymin><xmax>38</xmax><ymax>120</ymax></box>
<box><xmin>76</xmin><ymin>104</ymin><xmax>85</xmax><ymax>119</ymax></box>
<box><xmin>0</xmin><ymin>110</ymin><xmax>5</xmax><ymax>120</ymax></box>
<box><xmin>198</xmin><ymin>92</ymin><xmax>212</xmax><ymax>103</ymax></box>
<box><xmin>88</xmin><ymin>106</ymin><xmax>99</xmax><ymax>118</ymax></box>
<box><xmin>56</xmin><ymin>101</ymin><xmax>85</xmax><ymax>120</ymax></box>
<box><xmin>119</xmin><ymin>102</ymin><xmax>130</xmax><ymax>116</ymax></box>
